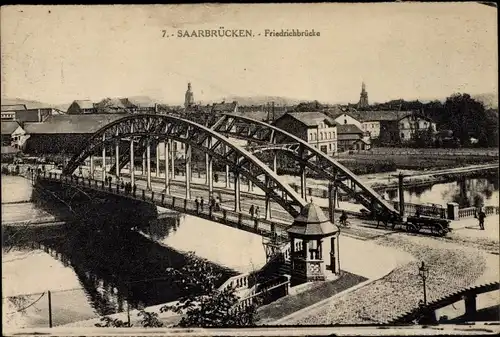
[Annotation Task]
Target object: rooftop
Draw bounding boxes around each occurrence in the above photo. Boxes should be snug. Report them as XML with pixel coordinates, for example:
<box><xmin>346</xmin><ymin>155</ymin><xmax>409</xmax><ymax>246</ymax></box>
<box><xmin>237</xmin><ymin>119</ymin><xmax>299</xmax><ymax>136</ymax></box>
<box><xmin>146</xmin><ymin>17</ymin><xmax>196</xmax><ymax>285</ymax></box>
<box><xmin>1</xmin><ymin>121</ymin><xmax>21</xmax><ymax>135</ymax></box>
<box><xmin>281</xmin><ymin>111</ymin><xmax>336</xmax><ymax>127</ymax></box>
<box><xmin>337</xmin><ymin>124</ymin><xmax>363</xmax><ymax>134</ymax></box>
<box><xmin>287</xmin><ymin>202</ymin><xmax>339</xmax><ymax>237</ymax></box>
<box><xmin>212</xmin><ymin>101</ymin><xmax>238</xmax><ymax>113</ymax></box>
<box><xmin>23</xmin><ymin>114</ymin><xmax>125</xmax><ymax>134</ymax></box>
<box><xmin>2</xmin><ymin>104</ymin><xmax>28</xmax><ymax>112</ymax></box>
<box><xmin>72</xmin><ymin>100</ymin><xmax>95</xmax><ymax>110</ymax></box>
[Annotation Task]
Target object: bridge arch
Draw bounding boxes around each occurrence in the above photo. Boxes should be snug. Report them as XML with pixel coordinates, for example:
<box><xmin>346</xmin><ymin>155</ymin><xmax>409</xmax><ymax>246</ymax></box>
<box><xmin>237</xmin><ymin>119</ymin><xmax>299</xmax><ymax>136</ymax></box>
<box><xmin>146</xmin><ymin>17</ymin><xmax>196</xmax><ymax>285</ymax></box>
<box><xmin>211</xmin><ymin>113</ymin><xmax>398</xmax><ymax>216</ymax></box>
<box><xmin>63</xmin><ymin>114</ymin><xmax>307</xmax><ymax>217</ymax></box>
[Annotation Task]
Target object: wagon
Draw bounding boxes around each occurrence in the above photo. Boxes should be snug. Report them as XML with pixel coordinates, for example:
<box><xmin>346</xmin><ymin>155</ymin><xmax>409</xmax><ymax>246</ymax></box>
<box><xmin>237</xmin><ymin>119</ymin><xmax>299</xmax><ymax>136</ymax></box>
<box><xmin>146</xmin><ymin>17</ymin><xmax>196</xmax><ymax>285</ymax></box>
<box><xmin>404</xmin><ymin>215</ymin><xmax>452</xmax><ymax>236</ymax></box>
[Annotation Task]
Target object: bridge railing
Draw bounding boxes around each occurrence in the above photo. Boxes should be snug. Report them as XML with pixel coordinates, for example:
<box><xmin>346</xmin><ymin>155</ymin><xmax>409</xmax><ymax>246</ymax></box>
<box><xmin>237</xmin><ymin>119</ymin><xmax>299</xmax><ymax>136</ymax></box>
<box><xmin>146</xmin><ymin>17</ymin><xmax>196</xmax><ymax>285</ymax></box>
<box><xmin>458</xmin><ymin>207</ymin><xmax>477</xmax><ymax>219</ymax></box>
<box><xmin>458</xmin><ymin>205</ymin><xmax>499</xmax><ymax>219</ymax></box>
<box><xmin>40</xmin><ymin>173</ymin><xmax>291</xmax><ymax>241</ymax></box>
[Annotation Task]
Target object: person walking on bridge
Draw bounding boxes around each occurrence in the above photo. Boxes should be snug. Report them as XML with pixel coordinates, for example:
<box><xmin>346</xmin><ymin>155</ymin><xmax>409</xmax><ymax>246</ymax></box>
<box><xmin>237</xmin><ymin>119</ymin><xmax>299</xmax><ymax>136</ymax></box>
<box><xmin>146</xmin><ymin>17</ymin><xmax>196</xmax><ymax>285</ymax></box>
<box><xmin>249</xmin><ymin>204</ymin><xmax>255</xmax><ymax>218</ymax></box>
<box><xmin>195</xmin><ymin>197</ymin><xmax>200</xmax><ymax>213</ymax></box>
<box><xmin>133</xmin><ymin>183</ymin><xmax>137</xmax><ymax>197</ymax></box>
<box><xmin>478</xmin><ymin>208</ymin><xmax>486</xmax><ymax>230</ymax></box>
<box><xmin>200</xmin><ymin>197</ymin><xmax>205</xmax><ymax>212</ymax></box>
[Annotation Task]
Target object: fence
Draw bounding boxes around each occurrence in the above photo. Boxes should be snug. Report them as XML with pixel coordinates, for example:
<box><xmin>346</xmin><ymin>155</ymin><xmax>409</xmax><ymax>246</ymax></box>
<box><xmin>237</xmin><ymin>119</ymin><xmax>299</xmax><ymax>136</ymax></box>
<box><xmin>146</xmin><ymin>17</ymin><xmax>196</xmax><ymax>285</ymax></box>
<box><xmin>39</xmin><ymin>172</ymin><xmax>291</xmax><ymax>242</ymax></box>
<box><xmin>458</xmin><ymin>205</ymin><xmax>499</xmax><ymax>219</ymax></box>
<box><xmin>2</xmin><ymin>287</ymin><xmax>107</xmax><ymax>329</ymax></box>
<box><xmin>352</xmin><ymin>148</ymin><xmax>499</xmax><ymax>157</ymax></box>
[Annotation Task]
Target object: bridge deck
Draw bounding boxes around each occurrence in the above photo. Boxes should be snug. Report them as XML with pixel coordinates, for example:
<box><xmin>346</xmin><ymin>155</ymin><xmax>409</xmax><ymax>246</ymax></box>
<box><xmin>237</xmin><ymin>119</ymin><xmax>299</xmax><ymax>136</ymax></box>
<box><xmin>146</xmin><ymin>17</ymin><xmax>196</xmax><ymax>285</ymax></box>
<box><xmin>39</xmin><ymin>173</ymin><xmax>292</xmax><ymax>242</ymax></box>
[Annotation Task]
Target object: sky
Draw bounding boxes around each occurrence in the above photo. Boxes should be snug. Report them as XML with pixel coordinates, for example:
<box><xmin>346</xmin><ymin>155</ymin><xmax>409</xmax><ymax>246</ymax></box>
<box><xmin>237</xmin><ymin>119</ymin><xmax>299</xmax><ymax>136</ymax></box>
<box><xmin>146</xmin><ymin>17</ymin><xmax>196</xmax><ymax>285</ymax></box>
<box><xmin>1</xmin><ymin>3</ymin><xmax>497</xmax><ymax>105</ymax></box>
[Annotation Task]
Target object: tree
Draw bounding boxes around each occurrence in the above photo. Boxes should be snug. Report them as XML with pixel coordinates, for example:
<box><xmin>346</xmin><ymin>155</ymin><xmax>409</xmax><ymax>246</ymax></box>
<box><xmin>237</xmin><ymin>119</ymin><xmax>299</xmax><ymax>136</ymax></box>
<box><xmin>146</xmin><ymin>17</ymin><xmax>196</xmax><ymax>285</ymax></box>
<box><xmin>293</xmin><ymin>101</ymin><xmax>323</xmax><ymax>112</ymax></box>
<box><xmin>95</xmin><ymin>252</ymin><xmax>259</xmax><ymax>328</ymax></box>
<box><xmin>160</xmin><ymin>252</ymin><xmax>259</xmax><ymax>327</ymax></box>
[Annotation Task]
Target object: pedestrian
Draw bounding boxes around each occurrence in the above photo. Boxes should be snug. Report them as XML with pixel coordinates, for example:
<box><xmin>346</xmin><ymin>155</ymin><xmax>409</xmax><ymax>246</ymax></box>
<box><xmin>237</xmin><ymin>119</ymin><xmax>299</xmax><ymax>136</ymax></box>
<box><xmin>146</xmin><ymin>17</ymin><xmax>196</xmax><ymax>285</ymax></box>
<box><xmin>121</xmin><ymin>180</ymin><xmax>125</xmax><ymax>190</ymax></box>
<box><xmin>478</xmin><ymin>208</ymin><xmax>486</xmax><ymax>230</ymax></box>
<box><xmin>255</xmin><ymin>206</ymin><xmax>260</xmax><ymax>219</ymax></box>
<box><xmin>249</xmin><ymin>204</ymin><xmax>255</xmax><ymax>218</ymax></box>
<box><xmin>215</xmin><ymin>197</ymin><xmax>221</xmax><ymax>212</ymax></box>
<box><xmin>195</xmin><ymin>197</ymin><xmax>200</xmax><ymax>213</ymax></box>
<box><xmin>133</xmin><ymin>183</ymin><xmax>137</xmax><ymax>196</ymax></box>
<box><xmin>200</xmin><ymin>197</ymin><xmax>204</xmax><ymax>211</ymax></box>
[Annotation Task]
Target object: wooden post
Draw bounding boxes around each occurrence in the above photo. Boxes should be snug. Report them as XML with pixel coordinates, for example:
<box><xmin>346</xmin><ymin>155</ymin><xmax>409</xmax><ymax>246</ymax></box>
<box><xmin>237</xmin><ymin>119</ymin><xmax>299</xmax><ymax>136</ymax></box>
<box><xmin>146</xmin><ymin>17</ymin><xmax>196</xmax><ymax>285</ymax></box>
<box><xmin>48</xmin><ymin>290</ymin><xmax>53</xmax><ymax>328</ymax></box>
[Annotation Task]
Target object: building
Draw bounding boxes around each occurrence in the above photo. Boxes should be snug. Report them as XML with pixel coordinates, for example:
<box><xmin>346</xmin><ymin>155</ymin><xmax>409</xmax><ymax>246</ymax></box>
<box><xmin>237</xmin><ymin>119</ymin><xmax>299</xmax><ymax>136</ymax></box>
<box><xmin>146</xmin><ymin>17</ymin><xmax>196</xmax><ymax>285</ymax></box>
<box><xmin>22</xmin><ymin>114</ymin><xmax>125</xmax><ymax>155</ymax></box>
<box><xmin>337</xmin><ymin>124</ymin><xmax>365</xmax><ymax>152</ymax></box>
<box><xmin>1</xmin><ymin>104</ymin><xmax>26</xmax><ymax>120</ymax></box>
<box><xmin>1</xmin><ymin>121</ymin><xmax>21</xmax><ymax>146</ymax></box>
<box><xmin>67</xmin><ymin>100</ymin><xmax>97</xmax><ymax>114</ymax></box>
<box><xmin>357</xmin><ymin>82</ymin><xmax>369</xmax><ymax>109</ymax></box>
<box><xmin>1</xmin><ymin>104</ymin><xmax>55</xmax><ymax>123</ymax></box>
<box><xmin>398</xmin><ymin>113</ymin><xmax>437</xmax><ymax>142</ymax></box>
<box><xmin>212</xmin><ymin>101</ymin><xmax>238</xmax><ymax>115</ymax></box>
<box><xmin>273</xmin><ymin>111</ymin><xmax>337</xmax><ymax>156</ymax></box>
<box><xmin>184</xmin><ymin>83</ymin><xmax>194</xmax><ymax>108</ymax></box>
<box><xmin>349</xmin><ymin>110</ymin><xmax>437</xmax><ymax>145</ymax></box>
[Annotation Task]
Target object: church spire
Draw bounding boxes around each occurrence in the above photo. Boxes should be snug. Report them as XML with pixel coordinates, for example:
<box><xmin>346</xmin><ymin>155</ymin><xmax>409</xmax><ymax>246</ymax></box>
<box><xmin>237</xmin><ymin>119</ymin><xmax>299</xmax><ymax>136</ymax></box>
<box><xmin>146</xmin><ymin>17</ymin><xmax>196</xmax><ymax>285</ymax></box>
<box><xmin>358</xmin><ymin>81</ymin><xmax>369</xmax><ymax>109</ymax></box>
<box><xmin>184</xmin><ymin>82</ymin><xmax>194</xmax><ymax>108</ymax></box>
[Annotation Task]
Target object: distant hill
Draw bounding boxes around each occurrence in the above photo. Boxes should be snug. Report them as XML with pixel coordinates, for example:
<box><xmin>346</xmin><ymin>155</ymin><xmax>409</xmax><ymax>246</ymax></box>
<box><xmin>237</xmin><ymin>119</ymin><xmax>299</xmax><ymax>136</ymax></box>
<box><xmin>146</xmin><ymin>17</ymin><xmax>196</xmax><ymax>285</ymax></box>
<box><xmin>1</xmin><ymin>97</ymin><xmax>52</xmax><ymax>109</ymax></box>
<box><xmin>204</xmin><ymin>96</ymin><xmax>305</xmax><ymax>107</ymax></box>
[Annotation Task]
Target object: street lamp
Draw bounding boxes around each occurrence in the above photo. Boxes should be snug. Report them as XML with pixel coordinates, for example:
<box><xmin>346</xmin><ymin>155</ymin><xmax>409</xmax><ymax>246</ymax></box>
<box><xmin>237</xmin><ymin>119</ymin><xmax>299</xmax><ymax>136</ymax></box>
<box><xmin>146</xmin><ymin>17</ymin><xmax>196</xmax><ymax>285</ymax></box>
<box><xmin>418</xmin><ymin>261</ymin><xmax>430</xmax><ymax>305</ymax></box>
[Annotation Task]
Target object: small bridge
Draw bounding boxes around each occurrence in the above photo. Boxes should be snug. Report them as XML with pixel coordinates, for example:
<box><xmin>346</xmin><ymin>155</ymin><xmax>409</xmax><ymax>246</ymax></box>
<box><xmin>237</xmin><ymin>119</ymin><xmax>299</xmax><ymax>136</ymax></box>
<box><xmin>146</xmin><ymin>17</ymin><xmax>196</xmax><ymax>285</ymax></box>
<box><xmin>389</xmin><ymin>282</ymin><xmax>500</xmax><ymax>324</ymax></box>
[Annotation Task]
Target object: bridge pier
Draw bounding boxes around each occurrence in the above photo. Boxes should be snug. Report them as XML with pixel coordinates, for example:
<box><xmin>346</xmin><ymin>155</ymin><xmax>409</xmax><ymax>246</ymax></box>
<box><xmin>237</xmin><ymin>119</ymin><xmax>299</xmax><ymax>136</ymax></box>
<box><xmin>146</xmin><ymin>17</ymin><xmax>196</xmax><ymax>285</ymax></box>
<box><xmin>156</xmin><ymin>141</ymin><xmax>160</xmax><ymax>178</ymax></box>
<box><xmin>234</xmin><ymin>170</ymin><xmax>241</xmax><ymax>212</ymax></box>
<box><xmin>208</xmin><ymin>155</ymin><xmax>213</xmax><ymax>199</ymax></box>
<box><xmin>90</xmin><ymin>155</ymin><xmax>94</xmax><ymax>179</ymax></box>
<box><xmin>185</xmin><ymin>144</ymin><xmax>192</xmax><ymax>200</ymax></box>
<box><xmin>464</xmin><ymin>294</ymin><xmax>477</xmax><ymax>319</ymax></box>
<box><xmin>164</xmin><ymin>141</ymin><xmax>170</xmax><ymax>193</ymax></box>
<box><xmin>102</xmin><ymin>134</ymin><xmax>106</xmax><ymax>181</ymax></box>
<box><xmin>225</xmin><ymin>145</ymin><xmax>231</xmax><ymax>188</ymax></box>
<box><xmin>146</xmin><ymin>139</ymin><xmax>152</xmax><ymax>190</ymax></box>
<box><xmin>264</xmin><ymin>176</ymin><xmax>271</xmax><ymax>220</ymax></box>
<box><xmin>170</xmin><ymin>140</ymin><xmax>175</xmax><ymax>180</ymax></box>
<box><xmin>115</xmin><ymin>134</ymin><xmax>120</xmax><ymax>178</ymax></box>
<box><xmin>130</xmin><ymin>133</ymin><xmax>135</xmax><ymax>186</ymax></box>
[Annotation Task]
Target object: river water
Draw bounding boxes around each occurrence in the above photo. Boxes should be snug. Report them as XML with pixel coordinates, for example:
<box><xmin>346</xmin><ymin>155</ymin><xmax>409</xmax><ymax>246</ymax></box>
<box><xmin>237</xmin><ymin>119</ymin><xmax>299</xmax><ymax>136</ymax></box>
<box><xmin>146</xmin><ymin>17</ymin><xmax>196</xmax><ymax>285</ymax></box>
<box><xmin>1</xmin><ymin>175</ymin><xmax>266</xmax><ymax>328</ymax></box>
<box><xmin>2</xmin><ymin>173</ymin><xmax>498</xmax><ymax>328</ymax></box>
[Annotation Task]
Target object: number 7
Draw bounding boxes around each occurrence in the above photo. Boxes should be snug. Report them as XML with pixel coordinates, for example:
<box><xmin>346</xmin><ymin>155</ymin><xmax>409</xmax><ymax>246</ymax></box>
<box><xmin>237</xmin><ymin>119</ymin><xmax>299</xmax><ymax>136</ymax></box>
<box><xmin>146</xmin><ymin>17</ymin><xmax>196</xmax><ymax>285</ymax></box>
<box><xmin>162</xmin><ymin>30</ymin><xmax>166</xmax><ymax>37</ymax></box>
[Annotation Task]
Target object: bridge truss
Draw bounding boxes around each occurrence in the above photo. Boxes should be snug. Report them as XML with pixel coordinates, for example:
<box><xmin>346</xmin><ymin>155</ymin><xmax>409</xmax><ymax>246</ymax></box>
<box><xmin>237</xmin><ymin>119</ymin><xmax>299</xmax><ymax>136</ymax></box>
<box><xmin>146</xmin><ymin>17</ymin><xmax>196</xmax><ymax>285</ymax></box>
<box><xmin>211</xmin><ymin>113</ymin><xmax>399</xmax><ymax>218</ymax></box>
<box><xmin>62</xmin><ymin>114</ymin><xmax>308</xmax><ymax>218</ymax></box>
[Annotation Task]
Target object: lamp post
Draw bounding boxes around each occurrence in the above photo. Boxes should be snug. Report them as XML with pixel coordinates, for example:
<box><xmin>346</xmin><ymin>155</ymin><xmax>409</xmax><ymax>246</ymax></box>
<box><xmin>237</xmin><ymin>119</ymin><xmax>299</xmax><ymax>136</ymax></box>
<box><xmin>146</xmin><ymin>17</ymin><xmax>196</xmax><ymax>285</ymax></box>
<box><xmin>418</xmin><ymin>261</ymin><xmax>429</xmax><ymax>305</ymax></box>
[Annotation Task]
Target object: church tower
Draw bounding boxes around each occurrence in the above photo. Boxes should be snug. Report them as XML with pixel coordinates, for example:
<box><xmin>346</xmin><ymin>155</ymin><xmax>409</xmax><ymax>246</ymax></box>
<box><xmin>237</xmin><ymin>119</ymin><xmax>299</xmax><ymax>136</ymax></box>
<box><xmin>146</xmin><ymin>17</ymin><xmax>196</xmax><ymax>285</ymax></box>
<box><xmin>184</xmin><ymin>82</ymin><xmax>194</xmax><ymax>108</ymax></box>
<box><xmin>357</xmin><ymin>82</ymin><xmax>369</xmax><ymax>109</ymax></box>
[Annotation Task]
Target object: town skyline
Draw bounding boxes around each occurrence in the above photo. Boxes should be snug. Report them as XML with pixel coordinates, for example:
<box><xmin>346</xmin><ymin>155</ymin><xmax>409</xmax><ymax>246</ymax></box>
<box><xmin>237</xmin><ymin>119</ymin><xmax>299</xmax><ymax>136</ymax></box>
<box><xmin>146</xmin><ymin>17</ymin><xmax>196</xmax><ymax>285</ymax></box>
<box><xmin>1</xmin><ymin>3</ymin><xmax>497</xmax><ymax>106</ymax></box>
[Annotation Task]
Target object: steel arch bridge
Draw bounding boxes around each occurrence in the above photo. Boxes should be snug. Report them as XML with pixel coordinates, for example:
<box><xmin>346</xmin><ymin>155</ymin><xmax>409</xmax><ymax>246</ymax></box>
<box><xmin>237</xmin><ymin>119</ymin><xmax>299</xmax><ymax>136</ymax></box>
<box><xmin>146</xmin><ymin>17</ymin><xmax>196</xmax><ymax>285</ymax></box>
<box><xmin>62</xmin><ymin>114</ymin><xmax>307</xmax><ymax>217</ymax></box>
<box><xmin>211</xmin><ymin>113</ymin><xmax>399</xmax><ymax>217</ymax></box>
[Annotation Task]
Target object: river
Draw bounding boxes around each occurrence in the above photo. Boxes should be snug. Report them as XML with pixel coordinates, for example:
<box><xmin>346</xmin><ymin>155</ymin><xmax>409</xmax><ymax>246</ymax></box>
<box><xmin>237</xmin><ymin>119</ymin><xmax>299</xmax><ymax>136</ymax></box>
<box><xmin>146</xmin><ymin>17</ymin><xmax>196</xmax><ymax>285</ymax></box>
<box><xmin>2</xmin><ymin>173</ymin><xmax>498</xmax><ymax>328</ymax></box>
<box><xmin>1</xmin><ymin>175</ymin><xmax>266</xmax><ymax>329</ymax></box>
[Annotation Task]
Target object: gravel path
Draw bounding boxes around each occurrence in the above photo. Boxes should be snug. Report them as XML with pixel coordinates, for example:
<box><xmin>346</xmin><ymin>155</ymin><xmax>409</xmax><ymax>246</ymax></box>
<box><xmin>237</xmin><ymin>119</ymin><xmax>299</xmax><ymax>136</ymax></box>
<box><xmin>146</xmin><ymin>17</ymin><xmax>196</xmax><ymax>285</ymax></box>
<box><xmin>289</xmin><ymin>233</ymin><xmax>489</xmax><ymax>325</ymax></box>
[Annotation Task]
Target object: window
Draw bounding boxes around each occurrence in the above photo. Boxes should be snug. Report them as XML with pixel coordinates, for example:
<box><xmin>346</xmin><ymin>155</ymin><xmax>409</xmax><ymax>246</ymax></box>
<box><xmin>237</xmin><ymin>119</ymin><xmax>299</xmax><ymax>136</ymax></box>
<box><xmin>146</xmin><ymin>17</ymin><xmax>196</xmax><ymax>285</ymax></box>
<box><xmin>400</xmin><ymin>123</ymin><xmax>405</xmax><ymax>129</ymax></box>
<box><xmin>329</xmin><ymin>132</ymin><xmax>332</xmax><ymax>139</ymax></box>
<box><xmin>344</xmin><ymin>119</ymin><xmax>347</xmax><ymax>125</ymax></box>
<box><xmin>401</xmin><ymin>133</ymin><xmax>405</xmax><ymax>139</ymax></box>
<box><xmin>329</xmin><ymin>143</ymin><xmax>332</xmax><ymax>150</ymax></box>
<box><xmin>320</xmin><ymin>132</ymin><xmax>323</xmax><ymax>140</ymax></box>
